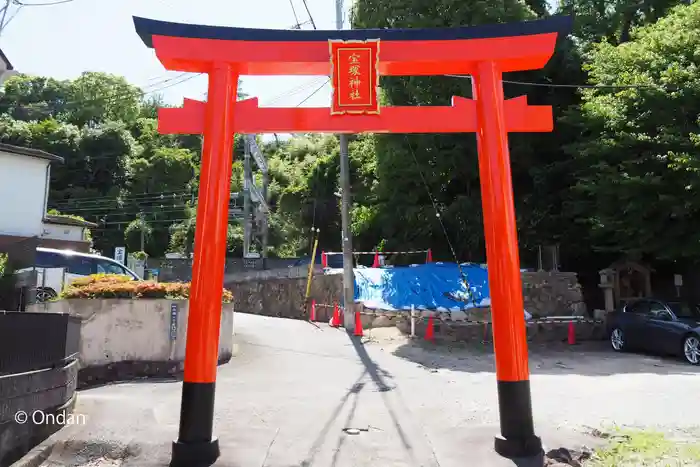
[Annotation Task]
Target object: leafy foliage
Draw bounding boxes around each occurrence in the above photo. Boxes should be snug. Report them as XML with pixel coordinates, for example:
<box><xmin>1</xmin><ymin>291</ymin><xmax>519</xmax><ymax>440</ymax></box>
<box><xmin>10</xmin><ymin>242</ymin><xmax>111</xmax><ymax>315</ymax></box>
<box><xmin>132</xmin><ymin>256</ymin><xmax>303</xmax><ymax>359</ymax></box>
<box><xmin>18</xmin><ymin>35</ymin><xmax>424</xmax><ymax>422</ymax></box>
<box><xmin>131</xmin><ymin>251</ymin><xmax>148</xmax><ymax>261</ymax></box>
<box><xmin>61</xmin><ymin>274</ymin><xmax>233</xmax><ymax>302</ymax></box>
<box><xmin>1</xmin><ymin>0</ymin><xmax>699</xmax><ymax>276</ymax></box>
<box><xmin>563</xmin><ymin>1</ymin><xmax>700</xmax><ymax>261</ymax></box>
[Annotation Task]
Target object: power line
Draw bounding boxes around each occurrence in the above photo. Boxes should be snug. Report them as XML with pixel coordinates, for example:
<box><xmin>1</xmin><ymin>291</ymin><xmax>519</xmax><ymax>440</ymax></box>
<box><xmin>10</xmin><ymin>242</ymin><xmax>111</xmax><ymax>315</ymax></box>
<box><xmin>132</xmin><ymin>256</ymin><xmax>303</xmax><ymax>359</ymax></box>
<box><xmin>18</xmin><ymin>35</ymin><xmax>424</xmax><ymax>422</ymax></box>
<box><xmin>296</xmin><ymin>79</ymin><xmax>329</xmax><ymax>106</ymax></box>
<box><xmin>13</xmin><ymin>0</ymin><xmax>74</xmax><ymax>5</ymax></box>
<box><xmin>94</xmin><ymin>218</ymin><xmax>196</xmax><ymax>227</ymax></box>
<box><xmin>16</xmin><ymin>72</ymin><xmax>200</xmax><ymax>112</ymax></box>
<box><xmin>64</xmin><ymin>207</ymin><xmax>192</xmax><ymax>218</ymax></box>
<box><xmin>287</xmin><ymin>0</ymin><xmax>301</xmax><ymax>29</ymax></box>
<box><xmin>51</xmin><ymin>201</ymin><xmax>190</xmax><ymax>212</ymax></box>
<box><xmin>264</xmin><ymin>76</ymin><xmax>328</xmax><ymax>106</ymax></box>
<box><xmin>147</xmin><ymin>73</ymin><xmax>200</xmax><ymax>94</ymax></box>
<box><xmin>54</xmin><ymin>194</ymin><xmax>196</xmax><ymax>207</ymax></box>
<box><xmin>53</xmin><ymin>189</ymin><xmax>191</xmax><ymax>201</ymax></box>
<box><xmin>300</xmin><ymin>0</ymin><xmax>316</xmax><ymax>29</ymax></box>
<box><xmin>402</xmin><ymin>134</ymin><xmax>479</xmax><ymax>307</ymax></box>
<box><xmin>445</xmin><ymin>74</ymin><xmax>668</xmax><ymax>90</ymax></box>
<box><xmin>291</xmin><ymin>19</ymin><xmax>312</xmax><ymax>29</ymax></box>
<box><xmin>0</xmin><ymin>0</ymin><xmax>21</xmax><ymax>34</ymax></box>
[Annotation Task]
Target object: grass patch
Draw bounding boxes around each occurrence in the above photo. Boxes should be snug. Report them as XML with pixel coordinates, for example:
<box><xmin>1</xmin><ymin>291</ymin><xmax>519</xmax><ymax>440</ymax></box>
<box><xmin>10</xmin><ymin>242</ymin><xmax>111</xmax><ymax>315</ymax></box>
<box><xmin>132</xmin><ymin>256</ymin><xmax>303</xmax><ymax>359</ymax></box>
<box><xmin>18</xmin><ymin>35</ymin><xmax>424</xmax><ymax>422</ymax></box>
<box><xmin>587</xmin><ymin>428</ymin><xmax>700</xmax><ymax>466</ymax></box>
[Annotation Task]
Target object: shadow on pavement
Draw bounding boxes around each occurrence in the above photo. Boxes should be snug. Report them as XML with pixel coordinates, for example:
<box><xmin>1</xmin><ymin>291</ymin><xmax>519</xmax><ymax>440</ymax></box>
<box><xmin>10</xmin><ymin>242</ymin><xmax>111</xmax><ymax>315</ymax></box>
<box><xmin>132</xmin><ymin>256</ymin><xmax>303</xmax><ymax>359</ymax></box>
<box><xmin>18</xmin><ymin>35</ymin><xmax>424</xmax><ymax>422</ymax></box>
<box><xmin>297</xmin><ymin>371</ymin><xmax>367</xmax><ymax>467</ymax></box>
<box><xmin>391</xmin><ymin>339</ymin><xmax>700</xmax><ymax>376</ymax></box>
<box><xmin>346</xmin><ymin>331</ymin><xmax>445</xmax><ymax>467</ymax></box>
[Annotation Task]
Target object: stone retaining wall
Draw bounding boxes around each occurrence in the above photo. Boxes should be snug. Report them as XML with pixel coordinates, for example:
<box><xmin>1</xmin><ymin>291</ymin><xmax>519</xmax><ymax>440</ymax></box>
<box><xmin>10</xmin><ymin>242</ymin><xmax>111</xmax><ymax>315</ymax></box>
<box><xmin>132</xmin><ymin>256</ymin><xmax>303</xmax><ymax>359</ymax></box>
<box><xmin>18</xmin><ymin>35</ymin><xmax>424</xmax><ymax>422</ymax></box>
<box><xmin>232</xmin><ymin>274</ymin><xmax>342</xmax><ymax>320</ymax></box>
<box><xmin>396</xmin><ymin>318</ymin><xmax>607</xmax><ymax>344</ymax></box>
<box><xmin>522</xmin><ymin>271</ymin><xmax>587</xmax><ymax>318</ymax></box>
<box><xmin>229</xmin><ymin>270</ymin><xmax>586</xmax><ymax>320</ymax></box>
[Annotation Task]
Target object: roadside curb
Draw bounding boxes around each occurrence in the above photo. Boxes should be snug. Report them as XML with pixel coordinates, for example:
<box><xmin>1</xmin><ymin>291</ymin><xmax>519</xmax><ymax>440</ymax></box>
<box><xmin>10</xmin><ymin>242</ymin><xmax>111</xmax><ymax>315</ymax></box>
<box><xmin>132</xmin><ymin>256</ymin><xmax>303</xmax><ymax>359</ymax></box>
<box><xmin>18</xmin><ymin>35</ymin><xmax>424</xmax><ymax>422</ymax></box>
<box><xmin>11</xmin><ymin>443</ymin><xmax>54</xmax><ymax>467</ymax></box>
<box><xmin>11</xmin><ymin>395</ymin><xmax>80</xmax><ymax>467</ymax></box>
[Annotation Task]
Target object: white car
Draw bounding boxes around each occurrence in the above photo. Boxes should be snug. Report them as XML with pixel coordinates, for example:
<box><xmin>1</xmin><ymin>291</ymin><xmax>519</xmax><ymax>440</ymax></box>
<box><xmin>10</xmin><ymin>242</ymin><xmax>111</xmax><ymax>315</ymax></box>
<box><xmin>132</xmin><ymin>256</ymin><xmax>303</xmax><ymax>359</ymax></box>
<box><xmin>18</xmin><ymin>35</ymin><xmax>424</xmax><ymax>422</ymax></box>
<box><xmin>18</xmin><ymin>247</ymin><xmax>141</xmax><ymax>302</ymax></box>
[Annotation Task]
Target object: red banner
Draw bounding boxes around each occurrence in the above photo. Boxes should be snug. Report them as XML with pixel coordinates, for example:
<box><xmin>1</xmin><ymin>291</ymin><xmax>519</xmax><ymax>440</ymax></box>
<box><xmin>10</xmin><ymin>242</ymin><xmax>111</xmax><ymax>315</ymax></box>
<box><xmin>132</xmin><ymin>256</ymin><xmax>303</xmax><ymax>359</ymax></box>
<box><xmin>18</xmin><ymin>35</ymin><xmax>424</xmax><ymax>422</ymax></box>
<box><xmin>329</xmin><ymin>39</ymin><xmax>380</xmax><ymax>115</ymax></box>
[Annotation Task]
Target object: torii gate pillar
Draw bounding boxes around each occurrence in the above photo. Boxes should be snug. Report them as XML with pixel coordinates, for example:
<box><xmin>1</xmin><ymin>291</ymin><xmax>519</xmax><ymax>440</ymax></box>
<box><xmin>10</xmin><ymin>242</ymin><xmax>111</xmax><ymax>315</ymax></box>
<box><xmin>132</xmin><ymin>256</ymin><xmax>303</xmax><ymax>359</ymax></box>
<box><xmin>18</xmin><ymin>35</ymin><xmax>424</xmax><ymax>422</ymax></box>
<box><xmin>473</xmin><ymin>61</ymin><xmax>538</xmax><ymax>456</ymax></box>
<box><xmin>170</xmin><ymin>63</ymin><xmax>238</xmax><ymax>464</ymax></box>
<box><xmin>133</xmin><ymin>15</ymin><xmax>572</xmax><ymax>466</ymax></box>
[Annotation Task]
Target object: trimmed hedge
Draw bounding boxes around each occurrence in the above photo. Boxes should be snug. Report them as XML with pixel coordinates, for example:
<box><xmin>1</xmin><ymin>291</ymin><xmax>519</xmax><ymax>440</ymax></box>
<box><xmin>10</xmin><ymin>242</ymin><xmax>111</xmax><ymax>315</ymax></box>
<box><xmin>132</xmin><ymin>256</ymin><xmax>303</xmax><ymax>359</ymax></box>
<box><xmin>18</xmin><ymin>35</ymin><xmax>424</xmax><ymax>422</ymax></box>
<box><xmin>60</xmin><ymin>274</ymin><xmax>233</xmax><ymax>303</ymax></box>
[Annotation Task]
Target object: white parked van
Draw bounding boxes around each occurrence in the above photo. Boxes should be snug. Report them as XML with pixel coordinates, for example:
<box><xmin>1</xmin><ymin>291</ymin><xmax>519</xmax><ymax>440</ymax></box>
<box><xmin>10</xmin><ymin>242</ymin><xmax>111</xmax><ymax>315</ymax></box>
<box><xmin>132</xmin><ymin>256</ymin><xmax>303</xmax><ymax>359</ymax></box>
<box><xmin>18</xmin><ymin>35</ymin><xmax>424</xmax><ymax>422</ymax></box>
<box><xmin>18</xmin><ymin>247</ymin><xmax>141</xmax><ymax>302</ymax></box>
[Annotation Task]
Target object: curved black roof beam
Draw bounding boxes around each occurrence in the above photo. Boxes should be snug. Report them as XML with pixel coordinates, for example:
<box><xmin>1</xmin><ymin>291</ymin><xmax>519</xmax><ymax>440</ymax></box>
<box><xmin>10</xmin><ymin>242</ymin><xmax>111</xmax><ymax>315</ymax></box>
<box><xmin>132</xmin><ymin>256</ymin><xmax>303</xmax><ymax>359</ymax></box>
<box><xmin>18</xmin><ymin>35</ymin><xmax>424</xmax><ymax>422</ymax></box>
<box><xmin>133</xmin><ymin>15</ymin><xmax>573</xmax><ymax>49</ymax></box>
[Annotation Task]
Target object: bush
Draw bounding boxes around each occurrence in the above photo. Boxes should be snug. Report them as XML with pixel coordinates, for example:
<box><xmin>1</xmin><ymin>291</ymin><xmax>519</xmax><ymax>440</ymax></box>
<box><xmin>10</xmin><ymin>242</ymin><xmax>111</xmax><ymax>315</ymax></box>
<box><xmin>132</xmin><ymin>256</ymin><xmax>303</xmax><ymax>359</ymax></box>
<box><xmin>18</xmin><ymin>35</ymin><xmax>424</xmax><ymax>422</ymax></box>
<box><xmin>61</xmin><ymin>274</ymin><xmax>233</xmax><ymax>303</ymax></box>
<box><xmin>131</xmin><ymin>251</ymin><xmax>148</xmax><ymax>261</ymax></box>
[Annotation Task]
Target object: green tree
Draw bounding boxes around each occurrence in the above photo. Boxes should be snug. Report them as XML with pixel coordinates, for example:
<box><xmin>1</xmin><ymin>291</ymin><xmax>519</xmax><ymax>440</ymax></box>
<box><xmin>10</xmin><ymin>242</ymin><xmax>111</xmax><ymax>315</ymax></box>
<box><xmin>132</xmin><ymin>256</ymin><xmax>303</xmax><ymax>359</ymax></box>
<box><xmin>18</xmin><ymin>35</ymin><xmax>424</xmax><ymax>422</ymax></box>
<box><xmin>564</xmin><ymin>1</ymin><xmax>700</xmax><ymax>262</ymax></box>
<box><xmin>0</xmin><ymin>75</ymin><xmax>72</xmax><ymax>122</ymax></box>
<box><xmin>559</xmin><ymin>0</ymin><xmax>686</xmax><ymax>47</ymax></box>
<box><xmin>352</xmin><ymin>0</ymin><xmax>546</xmax><ymax>262</ymax></box>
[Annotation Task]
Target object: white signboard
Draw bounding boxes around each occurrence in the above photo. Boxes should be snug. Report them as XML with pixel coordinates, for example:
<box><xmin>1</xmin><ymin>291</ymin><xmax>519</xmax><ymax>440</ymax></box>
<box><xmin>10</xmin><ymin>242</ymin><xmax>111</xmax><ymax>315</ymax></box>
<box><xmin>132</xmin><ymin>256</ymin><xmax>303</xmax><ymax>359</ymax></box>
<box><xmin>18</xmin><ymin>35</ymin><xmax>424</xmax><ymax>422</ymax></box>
<box><xmin>114</xmin><ymin>247</ymin><xmax>126</xmax><ymax>265</ymax></box>
<box><xmin>674</xmin><ymin>274</ymin><xmax>683</xmax><ymax>287</ymax></box>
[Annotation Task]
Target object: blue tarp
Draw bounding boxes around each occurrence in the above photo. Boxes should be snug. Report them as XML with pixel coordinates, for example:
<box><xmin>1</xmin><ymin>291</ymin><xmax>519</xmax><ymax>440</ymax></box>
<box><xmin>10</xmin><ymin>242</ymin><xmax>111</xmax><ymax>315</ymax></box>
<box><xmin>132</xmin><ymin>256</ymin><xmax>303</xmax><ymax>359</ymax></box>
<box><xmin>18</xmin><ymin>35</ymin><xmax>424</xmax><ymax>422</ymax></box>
<box><xmin>347</xmin><ymin>262</ymin><xmax>492</xmax><ymax>311</ymax></box>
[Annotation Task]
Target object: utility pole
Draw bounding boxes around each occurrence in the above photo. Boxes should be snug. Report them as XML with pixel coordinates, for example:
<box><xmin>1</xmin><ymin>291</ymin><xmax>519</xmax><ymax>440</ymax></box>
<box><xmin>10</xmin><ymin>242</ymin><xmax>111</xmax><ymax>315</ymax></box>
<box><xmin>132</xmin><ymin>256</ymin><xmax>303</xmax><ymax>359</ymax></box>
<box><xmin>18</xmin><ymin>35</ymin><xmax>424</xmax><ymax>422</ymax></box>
<box><xmin>261</xmin><ymin>168</ymin><xmax>269</xmax><ymax>267</ymax></box>
<box><xmin>243</xmin><ymin>138</ymin><xmax>252</xmax><ymax>258</ymax></box>
<box><xmin>336</xmin><ymin>0</ymin><xmax>355</xmax><ymax>331</ymax></box>
<box><xmin>244</xmin><ymin>135</ymin><xmax>269</xmax><ymax>266</ymax></box>
<box><xmin>139</xmin><ymin>212</ymin><xmax>146</xmax><ymax>251</ymax></box>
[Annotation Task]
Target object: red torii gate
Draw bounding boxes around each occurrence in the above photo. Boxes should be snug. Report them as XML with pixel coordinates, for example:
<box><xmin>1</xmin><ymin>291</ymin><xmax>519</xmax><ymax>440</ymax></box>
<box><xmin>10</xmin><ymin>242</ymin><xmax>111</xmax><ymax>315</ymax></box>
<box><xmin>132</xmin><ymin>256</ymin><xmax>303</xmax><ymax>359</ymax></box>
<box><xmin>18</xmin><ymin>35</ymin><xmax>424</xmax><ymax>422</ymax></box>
<box><xmin>133</xmin><ymin>15</ymin><xmax>571</xmax><ymax>466</ymax></box>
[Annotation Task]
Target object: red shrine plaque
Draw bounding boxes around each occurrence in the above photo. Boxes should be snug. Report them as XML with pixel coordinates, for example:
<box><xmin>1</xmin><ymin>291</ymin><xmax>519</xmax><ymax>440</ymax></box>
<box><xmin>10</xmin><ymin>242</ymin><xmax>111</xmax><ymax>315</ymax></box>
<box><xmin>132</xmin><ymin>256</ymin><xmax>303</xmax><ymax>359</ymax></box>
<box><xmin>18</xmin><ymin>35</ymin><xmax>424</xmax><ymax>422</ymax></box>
<box><xmin>329</xmin><ymin>39</ymin><xmax>380</xmax><ymax>115</ymax></box>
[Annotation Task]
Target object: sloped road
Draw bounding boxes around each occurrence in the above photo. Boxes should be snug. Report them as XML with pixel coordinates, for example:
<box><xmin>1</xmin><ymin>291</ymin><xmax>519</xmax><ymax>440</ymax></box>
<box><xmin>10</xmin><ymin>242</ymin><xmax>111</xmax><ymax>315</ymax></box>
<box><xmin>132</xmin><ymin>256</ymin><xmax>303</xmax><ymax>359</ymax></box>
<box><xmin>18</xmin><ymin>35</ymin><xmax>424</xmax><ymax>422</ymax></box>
<box><xmin>28</xmin><ymin>314</ymin><xmax>700</xmax><ymax>467</ymax></box>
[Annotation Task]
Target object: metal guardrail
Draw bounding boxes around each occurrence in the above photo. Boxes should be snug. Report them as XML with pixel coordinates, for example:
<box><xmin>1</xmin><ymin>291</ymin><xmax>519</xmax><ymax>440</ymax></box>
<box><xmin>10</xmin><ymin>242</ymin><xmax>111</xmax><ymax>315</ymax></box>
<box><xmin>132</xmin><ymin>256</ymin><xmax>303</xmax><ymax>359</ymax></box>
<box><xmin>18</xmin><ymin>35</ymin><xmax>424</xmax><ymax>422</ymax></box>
<box><xmin>0</xmin><ymin>312</ymin><xmax>80</xmax><ymax>375</ymax></box>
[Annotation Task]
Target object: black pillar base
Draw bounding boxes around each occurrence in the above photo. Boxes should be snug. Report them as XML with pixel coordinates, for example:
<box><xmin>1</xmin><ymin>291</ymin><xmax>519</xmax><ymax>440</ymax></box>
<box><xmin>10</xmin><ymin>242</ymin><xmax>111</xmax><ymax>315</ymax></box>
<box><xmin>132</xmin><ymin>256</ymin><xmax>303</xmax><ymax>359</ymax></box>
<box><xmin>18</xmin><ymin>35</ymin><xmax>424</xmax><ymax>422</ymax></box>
<box><xmin>172</xmin><ymin>382</ymin><xmax>219</xmax><ymax>467</ymax></box>
<box><xmin>171</xmin><ymin>438</ymin><xmax>220</xmax><ymax>467</ymax></box>
<box><xmin>495</xmin><ymin>379</ymin><xmax>541</xmax><ymax>458</ymax></box>
<box><xmin>494</xmin><ymin>434</ymin><xmax>543</xmax><ymax>459</ymax></box>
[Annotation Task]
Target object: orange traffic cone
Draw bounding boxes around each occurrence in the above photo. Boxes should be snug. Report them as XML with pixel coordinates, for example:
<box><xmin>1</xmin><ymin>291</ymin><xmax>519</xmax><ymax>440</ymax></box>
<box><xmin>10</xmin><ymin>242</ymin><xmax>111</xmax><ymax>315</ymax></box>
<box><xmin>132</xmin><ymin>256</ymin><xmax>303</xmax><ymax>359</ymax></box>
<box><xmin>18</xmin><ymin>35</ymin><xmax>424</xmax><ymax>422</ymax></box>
<box><xmin>568</xmin><ymin>321</ymin><xmax>576</xmax><ymax>345</ymax></box>
<box><xmin>372</xmin><ymin>251</ymin><xmax>380</xmax><ymax>268</ymax></box>
<box><xmin>310</xmin><ymin>300</ymin><xmax>316</xmax><ymax>321</ymax></box>
<box><xmin>425</xmin><ymin>316</ymin><xmax>435</xmax><ymax>342</ymax></box>
<box><xmin>331</xmin><ymin>302</ymin><xmax>341</xmax><ymax>328</ymax></box>
<box><xmin>354</xmin><ymin>311</ymin><xmax>363</xmax><ymax>337</ymax></box>
<box><xmin>426</xmin><ymin>248</ymin><xmax>433</xmax><ymax>263</ymax></box>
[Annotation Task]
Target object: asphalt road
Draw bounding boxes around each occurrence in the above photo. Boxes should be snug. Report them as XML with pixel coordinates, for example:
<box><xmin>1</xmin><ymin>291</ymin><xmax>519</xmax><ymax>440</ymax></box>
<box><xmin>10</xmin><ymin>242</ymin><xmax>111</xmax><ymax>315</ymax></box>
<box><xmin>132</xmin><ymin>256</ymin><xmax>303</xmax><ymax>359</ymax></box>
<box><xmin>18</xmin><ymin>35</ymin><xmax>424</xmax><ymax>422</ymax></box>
<box><xmin>27</xmin><ymin>314</ymin><xmax>700</xmax><ymax>467</ymax></box>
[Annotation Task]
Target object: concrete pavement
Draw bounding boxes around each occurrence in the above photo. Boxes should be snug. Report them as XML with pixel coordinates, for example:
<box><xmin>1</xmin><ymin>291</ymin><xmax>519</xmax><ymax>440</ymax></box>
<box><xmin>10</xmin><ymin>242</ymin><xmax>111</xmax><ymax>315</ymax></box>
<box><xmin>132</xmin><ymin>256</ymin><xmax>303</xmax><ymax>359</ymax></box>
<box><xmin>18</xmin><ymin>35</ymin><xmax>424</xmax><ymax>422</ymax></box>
<box><xmin>20</xmin><ymin>314</ymin><xmax>609</xmax><ymax>466</ymax></box>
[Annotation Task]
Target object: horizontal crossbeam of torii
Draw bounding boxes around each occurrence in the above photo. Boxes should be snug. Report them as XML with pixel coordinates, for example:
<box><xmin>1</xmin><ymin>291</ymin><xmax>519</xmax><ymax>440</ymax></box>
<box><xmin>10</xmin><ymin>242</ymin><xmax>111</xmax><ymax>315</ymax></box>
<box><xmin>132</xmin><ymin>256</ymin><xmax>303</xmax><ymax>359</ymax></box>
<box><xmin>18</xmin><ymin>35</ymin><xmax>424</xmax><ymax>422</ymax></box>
<box><xmin>159</xmin><ymin>95</ymin><xmax>552</xmax><ymax>134</ymax></box>
<box><xmin>132</xmin><ymin>15</ymin><xmax>572</xmax><ymax>467</ymax></box>
<box><xmin>134</xmin><ymin>16</ymin><xmax>570</xmax><ymax>135</ymax></box>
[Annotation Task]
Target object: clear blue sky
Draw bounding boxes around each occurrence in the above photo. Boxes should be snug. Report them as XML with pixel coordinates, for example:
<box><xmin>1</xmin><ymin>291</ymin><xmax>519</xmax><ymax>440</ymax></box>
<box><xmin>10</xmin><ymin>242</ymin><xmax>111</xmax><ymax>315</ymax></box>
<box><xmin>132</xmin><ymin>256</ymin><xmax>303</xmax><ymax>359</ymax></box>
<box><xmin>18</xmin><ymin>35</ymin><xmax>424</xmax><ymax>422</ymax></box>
<box><xmin>1</xmin><ymin>0</ymin><xmax>557</xmax><ymax>111</ymax></box>
<box><xmin>1</xmin><ymin>0</ymin><xmax>349</xmax><ymax>109</ymax></box>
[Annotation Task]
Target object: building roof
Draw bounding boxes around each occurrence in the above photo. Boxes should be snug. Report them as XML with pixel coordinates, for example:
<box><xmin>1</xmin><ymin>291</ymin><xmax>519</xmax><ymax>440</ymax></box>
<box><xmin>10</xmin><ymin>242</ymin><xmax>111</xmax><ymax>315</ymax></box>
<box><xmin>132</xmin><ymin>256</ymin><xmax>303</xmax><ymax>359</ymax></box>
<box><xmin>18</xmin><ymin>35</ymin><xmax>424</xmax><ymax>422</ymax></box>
<box><xmin>0</xmin><ymin>143</ymin><xmax>63</xmax><ymax>163</ymax></box>
<box><xmin>0</xmin><ymin>48</ymin><xmax>13</xmax><ymax>70</ymax></box>
<box><xmin>133</xmin><ymin>15</ymin><xmax>573</xmax><ymax>48</ymax></box>
<box><xmin>44</xmin><ymin>215</ymin><xmax>98</xmax><ymax>228</ymax></box>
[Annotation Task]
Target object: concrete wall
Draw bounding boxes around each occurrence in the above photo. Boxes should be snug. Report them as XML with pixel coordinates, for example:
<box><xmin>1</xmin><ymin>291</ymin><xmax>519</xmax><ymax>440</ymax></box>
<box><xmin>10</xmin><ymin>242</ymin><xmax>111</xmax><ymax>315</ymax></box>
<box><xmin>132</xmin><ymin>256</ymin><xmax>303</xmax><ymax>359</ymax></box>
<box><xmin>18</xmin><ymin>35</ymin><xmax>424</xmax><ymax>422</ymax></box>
<box><xmin>229</xmin><ymin>270</ymin><xmax>586</xmax><ymax>320</ymax></box>
<box><xmin>0</xmin><ymin>152</ymin><xmax>48</xmax><ymax>238</ymax></box>
<box><xmin>28</xmin><ymin>299</ymin><xmax>234</xmax><ymax>385</ymax></box>
<box><xmin>40</xmin><ymin>222</ymin><xmax>86</xmax><ymax>242</ymax></box>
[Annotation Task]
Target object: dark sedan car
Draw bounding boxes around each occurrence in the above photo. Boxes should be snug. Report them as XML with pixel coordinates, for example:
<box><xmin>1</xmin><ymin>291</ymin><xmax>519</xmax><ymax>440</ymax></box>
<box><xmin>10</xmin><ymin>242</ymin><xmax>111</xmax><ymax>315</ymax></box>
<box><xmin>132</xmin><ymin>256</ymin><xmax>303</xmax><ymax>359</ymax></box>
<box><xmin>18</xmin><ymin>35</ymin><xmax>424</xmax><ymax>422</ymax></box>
<box><xmin>606</xmin><ymin>298</ymin><xmax>700</xmax><ymax>365</ymax></box>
